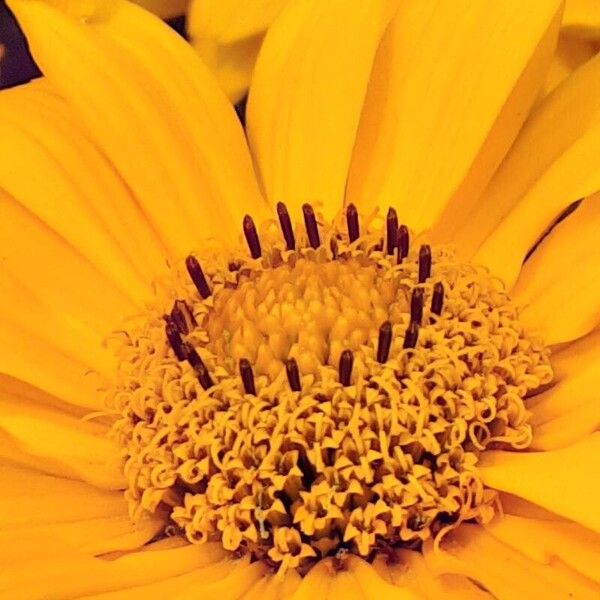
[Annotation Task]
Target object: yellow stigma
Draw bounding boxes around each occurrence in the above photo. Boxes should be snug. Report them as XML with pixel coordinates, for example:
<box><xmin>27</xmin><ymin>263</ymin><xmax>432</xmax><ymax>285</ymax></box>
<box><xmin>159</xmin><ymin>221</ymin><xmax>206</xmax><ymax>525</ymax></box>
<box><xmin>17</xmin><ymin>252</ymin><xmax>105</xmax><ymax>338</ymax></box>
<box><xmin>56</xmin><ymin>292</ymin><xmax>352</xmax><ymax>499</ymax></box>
<box><xmin>108</xmin><ymin>204</ymin><xmax>552</xmax><ymax>575</ymax></box>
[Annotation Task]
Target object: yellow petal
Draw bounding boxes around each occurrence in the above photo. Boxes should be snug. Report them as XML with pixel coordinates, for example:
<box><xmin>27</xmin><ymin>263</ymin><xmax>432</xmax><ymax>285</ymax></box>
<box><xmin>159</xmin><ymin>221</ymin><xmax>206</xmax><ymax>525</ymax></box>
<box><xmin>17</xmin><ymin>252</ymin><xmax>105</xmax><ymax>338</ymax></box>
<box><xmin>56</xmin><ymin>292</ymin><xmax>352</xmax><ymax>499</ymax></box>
<box><xmin>562</xmin><ymin>0</ymin><xmax>600</xmax><ymax>36</ymax></box>
<box><xmin>528</xmin><ymin>326</ymin><xmax>600</xmax><ymax>450</ymax></box>
<box><xmin>247</xmin><ymin>0</ymin><xmax>398</xmax><ymax>219</ymax></box>
<box><xmin>478</xmin><ymin>434</ymin><xmax>600</xmax><ymax>532</ymax></box>
<box><xmin>0</xmin><ymin>321</ymin><xmax>106</xmax><ymax>411</ymax></box>
<box><xmin>513</xmin><ymin>195</ymin><xmax>600</xmax><ymax>344</ymax></box>
<box><xmin>289</xmin><ymin>558</ymin><xmax>333</xmax><ymax>599</ymax></box>
<box><xmin>347</xmin><ymin>555</ymin><xmax>422</xmax><ymax>600</ymax></box>
<box><xmin>486</xmin><ymin>514</ymin><xmax>600</xmax><ymax>583</ymax></box>
<box><xmin>10</xmin><ymin>0</ymin><xmax>266</xmax><ymax>257</ymax></box>
<box><xmin>372</xmin><ymin>549</ymin><xmax>492</xmax><ymax>599</ymax></box>
<box><xmin>550</xmin><ymin>325</ymin><xmax>600</xmax><ymax>379</ymax></box>
<box><xmin>0</xmin><ymin>273</ymin><xmax>115</xmax><ymax>380</ymax></box>
<box><xmin>0</xmin><ymin>389</ymin><xmax>124</xmax><ymax>489</ymax></box>
<box><xmin>423</xmin><ymin>523</ymin><xmax>599</xmax><ymax>600</ymax></box>
<box><xmin>541</xmin><ymin>31</ymin><xmax>599</xmax><ymax>97</ymax></box>
<box><xmin>0</xmin><ymin>190</ymin><xmax>135</xmax><ymax>335</ymax></box>
<box><xmin>191</xmin><ymin>34</ymin><xmax>263</xmax><ymax>104</ymax></box>
<box><xmin>0</xmin><ymin>81</ymin><xmax>167</xmax><ymax>285</ymax></box>
<box><xmin>94</xmin><ymin>1</ymin><xmax>269</xmax><ymax>228</ymax></box>
<box><xmin>347</xmin><ymin>0</ymin><xmax>562</xmax><ymax>234</ymax></box>
<box><xmin>189</xmin><ymin>0</ymin><xmax>288</xmax><ymax>44</ymax></box>
<box><xmin>188</xmin><ymin>0</ymin><xmax>290</xmax><ymax>103</ymax></box>
<box><xmin>499</xmin><ymin>491</ymin><xmax>568</xmax><ymax>521</ymax></box>
<box><xmin>0</xmin><ymin>532</ymin><xmax>230</xmax><ymax>599</ymax></box>
<box><xmin>0</xmin><ymin>465</ymin><xmax>126</xmax><ymax>529</ymax></box>
<box><xmin>468</xmin><ymin>53</ymin><xmax>600</xmax><ymax>287</ymax></box>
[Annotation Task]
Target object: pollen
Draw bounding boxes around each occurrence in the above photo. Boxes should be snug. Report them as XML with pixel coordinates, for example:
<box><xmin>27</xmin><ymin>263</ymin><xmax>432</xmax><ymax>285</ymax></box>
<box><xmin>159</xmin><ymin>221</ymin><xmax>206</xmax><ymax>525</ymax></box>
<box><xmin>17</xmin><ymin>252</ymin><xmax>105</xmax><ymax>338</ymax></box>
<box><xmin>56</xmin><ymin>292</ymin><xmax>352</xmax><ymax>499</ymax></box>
<box><xmin>107</xmin><ymin>203</ymin><xmax>552</xmax><ymax>575</ymax></box>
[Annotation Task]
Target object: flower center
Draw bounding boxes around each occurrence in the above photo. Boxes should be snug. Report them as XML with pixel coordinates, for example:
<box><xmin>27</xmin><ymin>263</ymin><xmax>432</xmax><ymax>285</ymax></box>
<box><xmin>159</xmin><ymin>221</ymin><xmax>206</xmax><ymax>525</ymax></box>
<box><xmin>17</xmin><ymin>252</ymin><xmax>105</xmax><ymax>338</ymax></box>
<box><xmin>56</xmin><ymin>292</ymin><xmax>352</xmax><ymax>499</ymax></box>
<box><xmin>109</xmin><ymin>203</ymin><xmax>552</xmax><ymax>575</ymax></box>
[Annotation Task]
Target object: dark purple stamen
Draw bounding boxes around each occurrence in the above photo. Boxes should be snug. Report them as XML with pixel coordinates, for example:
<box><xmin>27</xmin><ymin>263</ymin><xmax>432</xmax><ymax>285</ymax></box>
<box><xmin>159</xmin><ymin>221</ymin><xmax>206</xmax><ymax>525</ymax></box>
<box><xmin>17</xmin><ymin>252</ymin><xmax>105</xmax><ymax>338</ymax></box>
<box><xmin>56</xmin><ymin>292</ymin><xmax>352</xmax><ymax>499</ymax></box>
<box><xmin>277</xmin><ymin>202</ymin><xmax>295</xmax><ymax>251</ymax></box>
<box><xmin>431</xmin><ymin>282</ymin><xmax>444</xmax><ymax>316</ymax></box>
<box><xmin>377</xmin><ymin>321</ymin><xmax>393</xmax><ymax>364</ymax></box>
<box><xmin>239</xmin><ymin>358</ymin><xmax>256</xmax><ymax>395</ymax></box>
<box><xmin>285</xmin><ymin>358</ymin><xmax>302</xmax><ymax>392</ymax></box>
<box><xmin>346</xmin><ymin>203</ymin><xmax>360</xmax><ymax>243</ymax></box>
<box><xmin>171</xmin><ymin>299</ymin><xmax>197</xmax><ymax>335</ymax></box>
<box><xmin>403</xmin><ymin>321</ymin><xmax>419</xmax><ymax>349</ymax></box>
<box><xmin>397</xmin><ymin>225</ymin><xmax>409</xmax><ymax>264</ymax></box>
<box><xmin>418</xmin><ymin>245</ymin><xmax>432</xmax><ymax>283</ymax></box>
<box><xmin>410</xmin><ymin>288</ymin><xmax>424</xmax><ymax>326</ymax></box>
<box><xmin>243</xmin><ymin>214</ymin><xmax>262</xmax><ymax>259</ymax></box>
<box><xmin>339</xmin><ymin>349</ymin><xmax>354</xmax><ymax>386</ymax></box>
<box><xmin>165</xmin><ymin>320</ymin><xmax>187</xmax><ymax>360</ymax></box>
<box><xmin>186</xmin><ymin>345</ymin><xmax>214</xmax><ymax>390</ymax></box>
<box><xmin>185</xmin><ymin>255</ymin><xmax>211</xmax><ymax>299</ymax></box>
<box><xmin>386</xmin><ymin>207</ymin><xmax>398</xmax><ymax>255</ymax></box>
<box><xmin>302</xmin><ymin>203</ymin><xmax>321</xmax><ymax>249</ymax></box>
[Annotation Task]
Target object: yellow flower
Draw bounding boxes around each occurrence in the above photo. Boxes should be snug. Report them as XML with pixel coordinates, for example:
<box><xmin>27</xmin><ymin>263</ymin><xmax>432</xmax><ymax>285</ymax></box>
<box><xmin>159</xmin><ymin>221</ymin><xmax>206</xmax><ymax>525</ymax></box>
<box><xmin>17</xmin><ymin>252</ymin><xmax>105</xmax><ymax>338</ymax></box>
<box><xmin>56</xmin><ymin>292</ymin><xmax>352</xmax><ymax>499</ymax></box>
<box><xmin>1</xmin><ymin>0</ymin><xmax>600</xmax><ymax>598</ymax></box>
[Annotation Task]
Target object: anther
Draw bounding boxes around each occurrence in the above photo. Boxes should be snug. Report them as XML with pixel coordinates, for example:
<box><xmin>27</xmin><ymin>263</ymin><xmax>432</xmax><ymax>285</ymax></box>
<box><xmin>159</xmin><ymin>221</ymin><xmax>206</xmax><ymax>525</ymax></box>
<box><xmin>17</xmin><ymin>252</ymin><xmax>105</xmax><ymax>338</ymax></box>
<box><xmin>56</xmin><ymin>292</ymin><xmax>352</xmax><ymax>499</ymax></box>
<box><xmin>410</xmin><ymin>288</ymin><xmax>424</xmax><ymax>326</ymax></box>
<box><xmin>171</xmin><ymin>299</ymin><xmax>196</xmax><ymax>335</ymax></box>
<box><xmin>302</xmin><ymin>203</ymin><xmax>321</xmax><ymax>249</ymax></box>
<box><xmin>339</xmin><ymin>349</ymin><xmax>354</xmax><ymax>386</ymax></box>
<box><xmin>239</xmin><ymin>358</ymin><xmax>256</xmax><ymax>395</ymax></box>
<box><xmin>185</xmin><ymin>255</ymin><xmax>211</xmax><ymax>299</ymax></box>
<box><xmin>285</xmin><ymin>358</ymin><xmax>302</xmax><ymax>392</ymax></box>
<box><xmin>243</xmin><ymin>214</ymin><xmax>262</xmax><ymax>259</ymax></box>
<box><xmin>403</xmin><ymin>321</ymin><xmax>419</xmax><ymax>349</ymax></box>
<box><xmin>418</xmin><ymin>245</ymin><xmax>432</xmax><ymax>283</ymax></box>
<box><xmin>165</xmin><ymin>320</ymin><xmax>187</xmax><ymax>360</ymax></box>
<box><xmin>397</xmin><ymin>225</ymin><xmax>409</xmax><ymax>263</ymax></box>
<box><xmin>276</xmin><ymin>202</ymin><xmax>295</xmax><ymax>251</ymax></box>
<box><xmin>186</xmin><ymin>345</ymin><xmax>214</xmax><ymax>390</ymax></box>
<box><xmin>346</xmin><ymin>203</ymin><xmax>360</xmax><ymax>243</ymax></box>
<box><xmin>431</xmin><ymin>282</ymin><xmax>444</xmax><ymax>316</ymax></box>
<box><xmin>386</xmin><ymin>207</ymin><xmax>398</xmax><ymax>255</ymax></box>
<box><xmin>377</xmin><ymin>321</ymin><xmax>393</xmax><ymax>363</ymax></box>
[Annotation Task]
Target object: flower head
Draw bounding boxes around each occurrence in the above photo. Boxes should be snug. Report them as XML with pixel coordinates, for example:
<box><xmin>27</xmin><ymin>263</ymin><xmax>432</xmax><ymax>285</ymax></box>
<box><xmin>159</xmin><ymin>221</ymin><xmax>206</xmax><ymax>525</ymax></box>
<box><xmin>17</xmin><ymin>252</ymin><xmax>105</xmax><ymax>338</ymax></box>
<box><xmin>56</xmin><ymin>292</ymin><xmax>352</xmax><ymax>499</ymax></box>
<box><xmin>1</xmin><ymin>0</ymin><xmax>599</xmax><ymax>597</ymax></box>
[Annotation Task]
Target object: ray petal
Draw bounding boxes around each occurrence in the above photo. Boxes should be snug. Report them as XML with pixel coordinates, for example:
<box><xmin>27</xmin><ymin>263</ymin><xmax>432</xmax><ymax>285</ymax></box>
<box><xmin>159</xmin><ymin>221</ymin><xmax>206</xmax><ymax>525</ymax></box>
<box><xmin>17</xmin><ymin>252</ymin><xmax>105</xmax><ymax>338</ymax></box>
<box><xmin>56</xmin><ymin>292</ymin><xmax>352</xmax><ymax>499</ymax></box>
<box><xmin>513</xmin><ymin>195</ymin><xmax>600</xmax><ymax>344</ymax></box>
<box><xmin>247</xmin><ymin>0</ymin><xmax>398</xmax><ymax>219</ymax></box>
<box><xmin>466</xmin><ymin>53</ymin><xmax>600</xmax><ymax>286</ymax></box>
<box><xmin>347</xmin><ymin>0</ymin><xmax>562</xmax><ymax>233</ymax></box>
<box><xmin>423</xmin><ymin>523</ymin><xmax>599</xmax><ymax>600</ymax></box>
<box><xmin>478</xmin><ymin>434</ymin><xmax>600</xmax><ymax>532</ymax></box>
<box><xmin>9</xmin><ymin>0</ymin><xmax>266</xmax><ymax>256</ymax></box>
<box><xmin>486</xmin><ymin>514</ymin><xmax>600</xmax><ymax>583</ymax></box>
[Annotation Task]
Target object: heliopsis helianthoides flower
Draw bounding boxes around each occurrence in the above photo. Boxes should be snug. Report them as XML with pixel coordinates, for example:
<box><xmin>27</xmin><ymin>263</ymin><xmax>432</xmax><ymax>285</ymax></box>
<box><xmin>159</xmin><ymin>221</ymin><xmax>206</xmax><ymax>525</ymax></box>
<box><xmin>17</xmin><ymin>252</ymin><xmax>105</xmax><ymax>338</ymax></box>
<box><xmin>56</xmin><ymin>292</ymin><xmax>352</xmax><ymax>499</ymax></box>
<box><xmin>1</xmin><ymin>0</ymin><xmax>599</xmax><ymax>598</ymax></box>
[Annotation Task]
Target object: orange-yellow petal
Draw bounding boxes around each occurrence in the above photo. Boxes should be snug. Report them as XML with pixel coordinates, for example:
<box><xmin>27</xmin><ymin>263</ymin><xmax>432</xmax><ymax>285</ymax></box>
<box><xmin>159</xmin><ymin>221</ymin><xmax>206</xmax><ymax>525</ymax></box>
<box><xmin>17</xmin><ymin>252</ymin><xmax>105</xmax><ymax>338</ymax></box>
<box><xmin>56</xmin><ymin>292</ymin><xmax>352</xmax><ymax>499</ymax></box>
<box><xmin>187</xmin><ymin>0</ymin><xmax>290</xmax><ymax>103</ymax></box>
<box><xmin>466</xmin><ymin>53</ymin><xmax>600</xmax><ymax>287</ymax></box>
<box><xmin>486</xmin><ymin>514</ymin><xmax>600</xmax><ymax>583</ymax></box>
<box><xmin>478</xmin><ymin>434</ymin><xmax>600</xmax><ymax>532</ymax></box>
<box><xmin>347</xmin><ymin>0</ymin><xmax>562</xmax><ymax>234</ymax></box>
<box><xmin>423</xmin><ymin>523</ymin><xmax>599</xmax><ymax>599</ymax></box>
<box><xmin>513</xmin><ymin>195</ymin><xmax>600</xmax><ymax>344</ymax></box>
<box><xmin>0</xmin><ymin>386</ymin><xmax>123</xmax><ymax>489</ymax></box>
<box><xmin>9</xmin><ymin>0</ymin><xmax>266</xmax><ymax>257</ymax></box>
<box><xmin>247</xmin><ymin>0</ymin><xmax>398</xmax><ymax>219</ymax></box>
